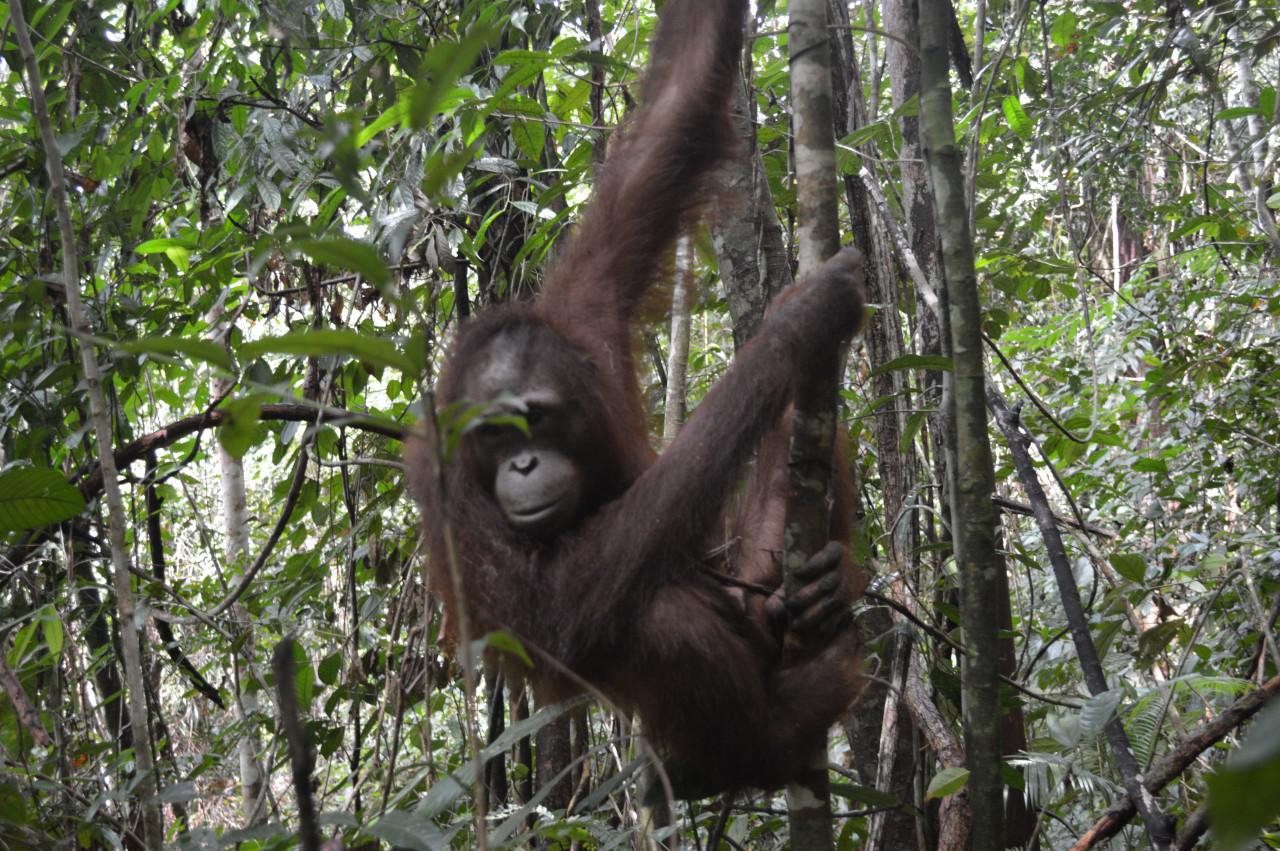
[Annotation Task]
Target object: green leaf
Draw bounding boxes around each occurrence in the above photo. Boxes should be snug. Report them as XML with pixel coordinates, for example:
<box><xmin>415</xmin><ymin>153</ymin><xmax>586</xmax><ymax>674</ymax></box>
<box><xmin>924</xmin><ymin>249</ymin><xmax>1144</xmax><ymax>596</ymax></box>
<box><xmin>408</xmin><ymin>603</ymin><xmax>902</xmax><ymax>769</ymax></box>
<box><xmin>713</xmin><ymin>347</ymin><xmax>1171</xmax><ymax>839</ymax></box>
<box><xmin>484</xmin><ymin>630</ymin><xmax>534</xmax><ymax>668</ymax></box>
<box><xmin>1132</xmin><ymin>457</ymin><xmax>1168</xmax><ymax>475</ymax></box>
<box><xmin>217</xmin><ymin>396</ymin><xmax>264</xmax><ymax>460</ymax></box>
<box><xmin>1208</xmin><ymin>700</ymin><xmax>1280</xmax><ymax>851</ymax></box>
<box><xmin>318</xmin><ymin>652</ymin><xmax>342</xmax><ymax>686</ymax></box>
<box><xmin>356</xmin><ymin>95</ymin><xmax>411</xmax><ymax>147</ymax></box>
<box><xmin>409</xmin><ymin>26</ymin><xmax>496</xmax><ymax>129</ymax></box>
<box><xmin>869</xmin><ymin>354</ymin><xmax>954</xmax><ymax>377</ymax></box>
<box><xmin>1214</xmin><ymin>105</ymin><xmax>1261</xmax><ymax>121</ymax></box>
<box><xmin>1049</xmin><ymin>12</ymin><xmax>1078</xmax><ymax>48</ymax></box>
<box><xmin>293</xmin><ymin>238</ymin><xmax>390</xmax><ymax>288</ymax></box>
<box><xmin>134</xmin><ymin>236</ymin><xmax>197</xmax><ymax>254</ymax></box>
<box><xmin>0</xmin><ymin>467</ymin><xmax>86</xmax><ymax>535</ymax></box>
<box><xmin>165</xmin><ymin>246</ymin><xmax>190</xmax><ymax>272</ymax></box>
<box><xmin>1109</xmin><ymin>553</ymin><xmax>1147</xmax><ymax>584</ymax></box>
<box><xmin>116</xmin><ymin>336</ymin><xmax>234</xmax><ymax>371</ymax></box>
<box><xmin>40</xmin><ymin>606</ymin><xmax>63</xmax><ymax>658</ymax></box>
<box><xmin>8</xmin><ymin>620</ymin><xmax>38</xmax><ymax>668</ymax></box>
<box><xmin>1260</xmin><ymin>86</ymin><xmax>1277</xmax><ymax>122</ymax></box>
<box><xmin>422</xmin><ymin>143</ymin><xmax>482</xmax><ymax>201</ymax></box>
<box><xmin>239</xmin><ymin>329</ymin><xmax>412</xmax><ymax>375</ymax></box>
<box><xmin>293</xmin><ymin>641</ymin><xmax>315</xmax><ymax>708</ymax></box>
<box><xmin>366</xmin><ymin>810</ymin><xmax>447</xmax><ymax>850</ymax></box>
<box><xmin>900</xmin><ymin>410</ymin><xmax>926</xmax><ymax>454</ymax></box>
<box><xmin>925</xmin><ymin>766</ymin><xmax>970</xmax><ymax>801</ymax></box>
<box><xmin>1001</xmin><ymin>95</ymin><xmax>1034</xmax><ymax>140</ymax></box>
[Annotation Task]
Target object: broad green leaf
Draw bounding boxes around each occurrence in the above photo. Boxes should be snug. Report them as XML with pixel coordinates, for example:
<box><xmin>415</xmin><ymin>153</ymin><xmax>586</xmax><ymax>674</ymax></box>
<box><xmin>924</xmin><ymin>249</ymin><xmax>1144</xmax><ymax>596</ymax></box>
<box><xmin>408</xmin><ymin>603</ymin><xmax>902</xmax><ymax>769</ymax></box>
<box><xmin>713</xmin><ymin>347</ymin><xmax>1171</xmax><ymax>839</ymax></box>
<box><xmin>925</xmin><ymin>767</ymin><xmax>970</xmax><ymax>801</ymax></box>
<box><xmin>1201</xmin><ymin>553</ymin><xmax>1231</xmax><ymax>571</ymax></box>
<box><xmin>1109</xmin><ymin>553</ymin><xmax>1147</xmax><ymax>584</ymax></box>
<box><xmin>1214</xmin><ymin>106</ymin><xmax>1261</xmax><ymax>121</ymax></box>
<box><xmin>356</xmin><ymin>95</ymin><xmax>410</xmax><ymax>147</ymax></box>
<box><xmin>116</xmin><ymin>336</ymin><xmax>234</xmax><ymax>371</ymax></box>
<box><xmin>217</xmin><ymin>396</ymin><xmax>264</xmax><ymax>460</ymax></box>
<box><xmin>134</xmin><ymin>237</ymin><xmax>197</xmax><ymax>254</ymax></box>
<box><xmin>293</xmin><ymin>238</ymin><xmax>390</xmax><ymax>288</ymax></box>
<box><xmin>239</xmin><ymin>329</ymin><xmax>412</xmax><ymax>375</ymax></box>
<box><xmin>40</xmin><ymin>607</ymin><xmax>63</xmax><ymax>657</ymax></box>
<box><xmin>409</xmin><ymin>26</ymin><xmax>496</xmax><ymax>128</ymax></box>
<box><xmin>165</xmin><ymin>245</ymin><xmax>190</xmax><ymax>273</ymax></box>
<box><xmin>318</xmin><ymin>652</ymin><xmax>342</xmax><ymax>686</ymax></box>
<box><xmin>1208</xmin><ymin>700</ymin><xmax>1280</xmax><ymax>850</ymax></box>
<box><xmin>1132</xmin><ymin>457</ymin><xmax>1168</xmax><ymax>475</ymax></box>
<box><xmin>293</xmin><ymin>641</ymin><xmax>315</xmax><ymax>708</ymax></box>
<box><xmin>1001</xmin><ymin>95</ymin><xmax>1034</xmax><ymax>140</ymax></box>
<box><xmin>1260</xmin><ymin>86</ymin><xmax>1277</xmax><ymax>122</ymax></box>
<box><xmin>1137</xmin><ymin>619</ymin><xmax>1183</xmax><ymax>666</ymax></box>
<box><xmin>0</xmin><ymin>467</ymin><xmax>86</xmax><ymax>535</ymax></box>
<box><xmin>1050</xmin><ymin>12</ymin><xmax>1078</xmax><ymax>48</ymax></box>
<box><xmin>422</xmin><ymin>143</ymin><xmax>482</xmax><ymax>201</ymax></box>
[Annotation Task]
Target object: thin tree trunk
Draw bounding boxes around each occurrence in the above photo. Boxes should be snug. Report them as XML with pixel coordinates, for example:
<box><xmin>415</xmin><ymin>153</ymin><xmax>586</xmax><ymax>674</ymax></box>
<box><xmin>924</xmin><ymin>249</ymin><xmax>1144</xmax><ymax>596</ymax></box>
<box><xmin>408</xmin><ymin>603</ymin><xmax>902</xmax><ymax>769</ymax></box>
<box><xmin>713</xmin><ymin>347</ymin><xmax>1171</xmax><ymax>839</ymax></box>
<box><xmin>824</xmin><ymin>4</ymin><xmax>921</xmax><ymax>846</ymax></box>
<box><xmin>710</xmin><ymin>15</ymin><xmax>794</xmax><ymax>345</ymax></box>
<box><xmin>990</xmin><ymin>390</ymin><xmax>1175</xmax><ymax>849</ymax></box>
<box><xmin>9</xmin><ymin>5</ymin><xmax>164</xmax><ymax>848</ymax></box>
<box><xmin>206</xmin><ymin>303</ymin><xmax>268</xmax><ymax>826</ymax></box>
<box><xmin>662</xmin><ymin>236</ymin><xmax>694</xmax><ymax>446</ymax></box>
<box><xmin>786</xmin><ymin>1</ymin><xmax>844</xmax><ymax>847</ymax></box>
<box><xmin>917</xmin><ymin>2</ymin><xmax>1004</xmax><ymax>848</ymax></box>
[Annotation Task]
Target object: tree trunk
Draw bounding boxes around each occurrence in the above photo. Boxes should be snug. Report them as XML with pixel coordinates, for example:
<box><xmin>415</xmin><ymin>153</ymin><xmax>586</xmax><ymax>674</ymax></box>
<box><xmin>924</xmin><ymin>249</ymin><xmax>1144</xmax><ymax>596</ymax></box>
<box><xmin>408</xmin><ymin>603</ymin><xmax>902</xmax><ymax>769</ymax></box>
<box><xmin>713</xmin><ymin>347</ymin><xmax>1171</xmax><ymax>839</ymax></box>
<box><xmin>786</xmin><ymin>0</ymin><xmax>844</xmax><ymax>847</ymax></box>
<box><xmin>917</xmin><ymin>2</ymin><xmax>1004</xmax><ymax>848</ymax></box>
<box><xmin>710</xmin><ymin>19</ymin><xmax>794</xmax><ymax>345</ymax></box>
<box><xmin>662</xmin><ymin>236</ymin><xmax>695</xmax><ymax>446</ymax></box>
<box><xmin>10</xmin><ymin>5</ymin><xmax>164</xmax><ymax>847</ymax></box>
<box><xmin>205</xmin><ymin>303</ymin><xmax>268</xmax><ymax>827</ymax></box>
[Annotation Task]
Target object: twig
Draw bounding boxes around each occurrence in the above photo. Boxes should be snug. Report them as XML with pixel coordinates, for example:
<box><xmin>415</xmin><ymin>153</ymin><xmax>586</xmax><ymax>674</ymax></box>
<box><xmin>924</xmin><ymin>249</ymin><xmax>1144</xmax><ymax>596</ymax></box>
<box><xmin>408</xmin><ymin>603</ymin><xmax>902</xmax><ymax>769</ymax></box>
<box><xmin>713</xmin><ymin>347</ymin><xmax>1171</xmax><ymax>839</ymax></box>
<box><xmin>75</xmin><ymin>402</ymin><xmax>404</xmax><ymax>497</ymax></box>
<box><xmin>992</xmin><ymin>494</ymin><xmax>1115</xmax><ymax>538</ymax></box>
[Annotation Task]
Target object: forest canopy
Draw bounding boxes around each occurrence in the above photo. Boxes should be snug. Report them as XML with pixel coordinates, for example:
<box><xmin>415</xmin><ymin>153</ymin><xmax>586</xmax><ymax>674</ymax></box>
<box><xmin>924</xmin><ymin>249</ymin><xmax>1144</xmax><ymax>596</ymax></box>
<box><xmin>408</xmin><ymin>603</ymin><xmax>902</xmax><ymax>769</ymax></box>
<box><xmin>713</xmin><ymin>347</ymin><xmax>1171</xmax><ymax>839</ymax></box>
<box><xmin>0</xmin><ymin>0</ymin><xmax>1278</xmax><ymax>849</ymax></box>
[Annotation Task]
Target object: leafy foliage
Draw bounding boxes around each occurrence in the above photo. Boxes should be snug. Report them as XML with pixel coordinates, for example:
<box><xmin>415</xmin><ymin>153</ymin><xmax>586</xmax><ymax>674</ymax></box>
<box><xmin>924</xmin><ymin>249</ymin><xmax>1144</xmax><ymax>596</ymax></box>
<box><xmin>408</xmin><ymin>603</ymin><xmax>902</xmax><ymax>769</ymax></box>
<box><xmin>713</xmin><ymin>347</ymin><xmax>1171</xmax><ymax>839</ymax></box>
<box><xmin>1</xmin><ymin>0</ymin><xmax>1278</xmax><ymax>847</ymax></box>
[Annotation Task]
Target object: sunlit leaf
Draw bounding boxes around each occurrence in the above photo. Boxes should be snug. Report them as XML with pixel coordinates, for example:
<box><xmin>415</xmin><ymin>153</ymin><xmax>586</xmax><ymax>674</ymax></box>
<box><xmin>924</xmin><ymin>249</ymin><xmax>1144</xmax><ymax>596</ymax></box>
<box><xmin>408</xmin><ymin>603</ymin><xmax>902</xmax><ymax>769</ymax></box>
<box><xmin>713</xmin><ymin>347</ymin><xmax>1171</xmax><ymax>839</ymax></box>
<box><xmin>925</xmin><ymin>767</ymin><xmax>970</xmax><ymax>801</ymax></box>
<box><xmin>239</xmin><ymin>329</ymin><xmax>412</xmax><ymax>375</ymax></box>
<box><xmin>1001</xmin><ymin>95</ymin><xmax>1034</xmax><ymax>140</ymax></box>
<box><xmin>293</xmin><ymin>238</ymin><xmax>391</xmax><ymax>288</ymax></box>
<box><xmin>116</xmin><ymin>336</ymin><xmax>234</xmax><ymax>371</ymax></box>
<box><xmin>217</xmin><ymin>396</ymin><xmax>264</xmax><ymax>460</ymax></box>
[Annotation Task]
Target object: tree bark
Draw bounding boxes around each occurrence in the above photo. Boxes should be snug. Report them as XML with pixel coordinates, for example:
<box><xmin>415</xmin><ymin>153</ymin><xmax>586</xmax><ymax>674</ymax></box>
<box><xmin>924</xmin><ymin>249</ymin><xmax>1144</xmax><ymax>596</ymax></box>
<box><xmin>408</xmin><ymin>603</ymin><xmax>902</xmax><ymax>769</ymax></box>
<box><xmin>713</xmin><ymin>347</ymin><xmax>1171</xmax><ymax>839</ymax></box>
<box><xmin>786</xmin><ymin>0</ymin><xmax>845</xmax><ymax>846</ymax></box>
<box><xmin>206</xmin><ymin>303</ymin><xmax>268</xmax><ymax>827</ymax></box>
<box><xmin>710</xmin><ymin>24</ymin><xmax>793</xmax><ymax>346</ymax></box>
<box><xmin>662</xmin><ymin>236</ymin><xmax>695</xmax><ymax>446</ymax></box>
<box><xmin>917</xmin><ymin>2</ymin><xmax>1004</xmax><ymax>848</ymax></box>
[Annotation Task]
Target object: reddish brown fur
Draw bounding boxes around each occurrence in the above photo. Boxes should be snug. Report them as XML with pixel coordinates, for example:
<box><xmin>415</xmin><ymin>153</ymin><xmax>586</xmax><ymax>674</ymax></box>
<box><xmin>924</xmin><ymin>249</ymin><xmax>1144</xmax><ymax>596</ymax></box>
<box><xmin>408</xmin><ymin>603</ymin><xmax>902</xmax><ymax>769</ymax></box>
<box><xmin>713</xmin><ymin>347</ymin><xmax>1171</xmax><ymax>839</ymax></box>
<box><xmin>407</xmin><ymin>0</ymin><xmax>867</xmax><ymax>797</ymax></box>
